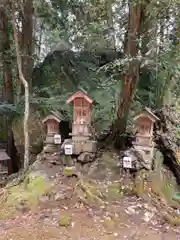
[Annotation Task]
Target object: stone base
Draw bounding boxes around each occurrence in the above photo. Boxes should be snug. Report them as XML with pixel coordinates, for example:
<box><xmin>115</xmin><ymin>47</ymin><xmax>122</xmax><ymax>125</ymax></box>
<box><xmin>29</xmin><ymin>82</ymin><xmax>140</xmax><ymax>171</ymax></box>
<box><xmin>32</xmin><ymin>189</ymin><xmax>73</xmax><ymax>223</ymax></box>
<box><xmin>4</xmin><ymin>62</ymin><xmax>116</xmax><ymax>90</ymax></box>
<box><xmin>78</xmin><ymin>152</ymin><xmax>96</xmax><ymax>163</ymax></box>
<box><xmin>133</xmin><ymin>144</ymin><xmax>154</xmax><ymax>170</ymax></box>
<box><xmin>120</xmin><ymin>146</ymin><xmax>154</xmax><ymax>171</ymax></box>
<box><xmin>45</xmin><ymin>135</ymin><xmax>55</xmax><ymax>144</ymax></box>
<box><xmin>43</xmin><ymin>144</ymin><xmax>60</xmax><ymax>153</ymax></box>
<box><xmin>134</xmin><ymin>145</ymin><xmax>154</xmax><ymax>159</ymax></box>
<box><xmin>71</xmin><ymin>135</ymin><xmax>90</xmax><ymax>142</ymax></box>
<box><xmin>62</xmin><ymin>139</ymin><xmax>97</xmax><ymax>155</ymax></box>
<box><xmin>74</xmin><ymin>140</ymin><xmax>97</xmax><ymax>155</ymax></box>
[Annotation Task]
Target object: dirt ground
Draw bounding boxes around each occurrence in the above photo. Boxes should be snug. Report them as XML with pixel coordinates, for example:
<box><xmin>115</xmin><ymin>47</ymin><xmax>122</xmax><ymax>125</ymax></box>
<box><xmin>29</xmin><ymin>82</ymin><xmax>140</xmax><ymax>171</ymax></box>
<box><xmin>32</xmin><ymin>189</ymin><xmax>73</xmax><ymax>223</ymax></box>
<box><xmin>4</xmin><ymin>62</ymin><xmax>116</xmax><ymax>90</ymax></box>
<box><xmin>0</xmin><ymin>152</ymin><xmax>179</xmax><ymax>240</ymax></box>
<box><xmin>0</xmin><ymin>191</ymin><xmax>180</xmax><ymax>240</ymax></box>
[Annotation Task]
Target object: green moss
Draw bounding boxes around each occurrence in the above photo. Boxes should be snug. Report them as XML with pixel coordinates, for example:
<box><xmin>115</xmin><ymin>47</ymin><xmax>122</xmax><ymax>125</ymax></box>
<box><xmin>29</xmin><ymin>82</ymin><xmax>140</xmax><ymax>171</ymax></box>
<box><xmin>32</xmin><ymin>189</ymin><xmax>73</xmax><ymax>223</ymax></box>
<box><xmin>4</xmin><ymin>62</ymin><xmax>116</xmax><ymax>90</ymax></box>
<box><xmin>164</xmin><ymin>214</ymin><xmax>180</xmax><ymax>226</ymax></box>
<box><xmin>59</xmin><ymin>215</ymin><xmax>71</xmax><ymax>227</ymax></box>
<box><xmin>133</xmin><ymin>170</ymin><xmax>147</xmax><ymax>197</ymax></box>
<box><xmin>102</xmin><ymin>152</ymin><xmax>119</xmax><ymax>171</ymax></box>
<box><xmin>103</xmin><ymin>218</ymin><xmax>115</xmax><ymax>229</ymax></box>
<box><xmin>162</xmin><ymin>180</ymin><xmax>179</xmax><ymax>207</ymax></box>
<box><xmin>147</xmin><ymin>168</ymin><xmax>179</xmax><ymax>207</ymax></box>
<box><xmin>63</xmin><ymin>167</ymin><xmax>76</xmax><ymax>177</ymax></box>
<box><xmin>106</xmin><ymin>182</ymin><xmax>122</xmax><ymax>201</ymax></box>
<box><xmin>173</xmin><ymin>193</ymin><xmax>180</xmax><ymax>204</ymax></box>
<box><xmin>7</xmin><ymin>175</ymin><xmax>51</xmax><ymax>208</ymax></box>
<box><xmin>147</xmin><ymin>172</ymin><xmax>163</xmax><ymax>196</ymax></box>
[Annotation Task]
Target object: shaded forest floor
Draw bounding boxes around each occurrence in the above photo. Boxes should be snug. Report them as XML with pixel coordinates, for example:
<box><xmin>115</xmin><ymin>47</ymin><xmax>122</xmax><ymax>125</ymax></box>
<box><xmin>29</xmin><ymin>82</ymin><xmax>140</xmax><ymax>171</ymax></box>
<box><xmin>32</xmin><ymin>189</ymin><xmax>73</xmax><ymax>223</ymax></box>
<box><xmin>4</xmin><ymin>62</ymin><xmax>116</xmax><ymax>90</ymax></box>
<box><xmin>0</xmin><ymin>150</ymin><xmax>180</xmax><ymax>240</ymax></box>
<box><xmin>0</xmin><ymin>190</ymin><xmax>179</xmax><ymax>240</ymax></box>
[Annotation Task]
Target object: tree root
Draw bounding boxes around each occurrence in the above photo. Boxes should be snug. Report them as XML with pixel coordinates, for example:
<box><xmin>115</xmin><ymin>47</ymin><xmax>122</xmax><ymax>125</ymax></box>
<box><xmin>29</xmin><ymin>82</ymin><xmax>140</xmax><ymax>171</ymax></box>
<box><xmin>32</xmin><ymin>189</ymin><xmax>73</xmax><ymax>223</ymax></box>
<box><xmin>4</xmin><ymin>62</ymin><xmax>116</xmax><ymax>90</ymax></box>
<box><xmin>163</xmin><ymin>213</ymin><xmax>180</xmax><ymax>226</ymax></box>
<box><xmin>74</xmin><ymin>176</ymin><xmax>105</xmax><ymax>206</ymax></box>
<box><xmin>6</xmin><ymin>165</ymin><xmax>34</xmax><ymax>188</ymax></box>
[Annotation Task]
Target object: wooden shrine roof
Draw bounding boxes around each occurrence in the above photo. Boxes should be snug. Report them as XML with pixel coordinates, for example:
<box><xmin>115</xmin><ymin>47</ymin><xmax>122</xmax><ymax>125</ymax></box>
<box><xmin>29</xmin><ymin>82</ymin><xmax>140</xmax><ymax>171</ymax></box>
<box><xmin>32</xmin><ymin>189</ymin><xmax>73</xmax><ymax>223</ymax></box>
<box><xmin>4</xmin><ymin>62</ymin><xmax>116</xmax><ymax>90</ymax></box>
<box><xmin>0</xmin><ymin>149</ymin><xmax>10</xmax><ymax>161</ymax></box>
<box><xmin>42</xmin><ymin>111</ymin><xmax>62</xmax><ymax>123</ymax></box>
<box><xmin>67</xmin><ymin>91</ymin><xmax>93</xmax><ymax>104</ymax></box>
<box><xmin>133</xmin><ymin>107</ymin><xmax>160</xmax><ymax>122</ymax></box>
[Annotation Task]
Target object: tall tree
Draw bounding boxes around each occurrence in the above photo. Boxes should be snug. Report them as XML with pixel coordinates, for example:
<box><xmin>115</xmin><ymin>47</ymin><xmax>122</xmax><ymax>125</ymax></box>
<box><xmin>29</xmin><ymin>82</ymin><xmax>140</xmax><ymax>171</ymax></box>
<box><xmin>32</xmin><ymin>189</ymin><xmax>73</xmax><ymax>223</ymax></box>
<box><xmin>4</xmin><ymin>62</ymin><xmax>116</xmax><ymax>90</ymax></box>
<box><xmin>12</xmin><ymin>3</ymin><xmax>30</xmax><ymax>169</ymax></box>
<box><xmin>0</xmin><ymin>4</ymin><xmax>13</xmax><ymax>103</ymax></box>
<box><xmin>112</xmin><ymin>0</ymin><xmax>143</xmax><ymax>146</ymax></box>
<box><xmin>21</xmin><ymin>0</ymin><xmax>34</xmax><ymax>93</ymax></box>
<box><xmin>0</xmin><ymin>2</ymin><xmax>15</xmax><ymax>174</ymax></box>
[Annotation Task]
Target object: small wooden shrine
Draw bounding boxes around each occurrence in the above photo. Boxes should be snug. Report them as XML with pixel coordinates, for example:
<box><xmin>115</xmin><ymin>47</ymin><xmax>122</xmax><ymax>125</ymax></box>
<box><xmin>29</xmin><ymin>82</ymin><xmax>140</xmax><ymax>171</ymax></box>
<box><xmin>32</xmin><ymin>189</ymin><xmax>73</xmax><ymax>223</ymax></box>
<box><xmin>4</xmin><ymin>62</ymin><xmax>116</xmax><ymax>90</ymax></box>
<box><xmin>67</xmin><ymin>90</ymin><xmax>93</xmax><ymax>140</ymax></box>
<box><xmin>43</xmin><ymin>112</ymin><xmax>61</xmax><ymax>136</ymax></box>
<box><xmin>0</xmin><ymin>149</ymin><xmax>10</xmax><ymax>185</ymax></box>
<box><xmin>42</xmin><ymin>111</ymin><xmax>62</xmax><ymax>152</ymax></box>
<box><xmin>133</xmin><ymin>107</ymin><xmax>159</xmax><ymax>168</ymax></box>
<box><xmin>133</xmin><ymin>107</ymin><xmax>159</xmax><ymax>147</ymax></box>
<box><xmin>66</xmin><ymin>90</ymin><xmax>97</xmax><ymax>155</ymax></box>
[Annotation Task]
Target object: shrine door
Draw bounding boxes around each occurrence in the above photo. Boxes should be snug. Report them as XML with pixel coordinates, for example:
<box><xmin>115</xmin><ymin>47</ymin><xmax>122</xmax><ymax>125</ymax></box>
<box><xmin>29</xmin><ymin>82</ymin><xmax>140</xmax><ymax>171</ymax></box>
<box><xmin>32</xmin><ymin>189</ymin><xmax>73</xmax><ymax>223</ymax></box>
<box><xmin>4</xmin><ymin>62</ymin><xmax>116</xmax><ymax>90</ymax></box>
<box><xmin>73</xmin><ymin>98</ymin><xmax>90</xmax><ymax>135</ymax></box>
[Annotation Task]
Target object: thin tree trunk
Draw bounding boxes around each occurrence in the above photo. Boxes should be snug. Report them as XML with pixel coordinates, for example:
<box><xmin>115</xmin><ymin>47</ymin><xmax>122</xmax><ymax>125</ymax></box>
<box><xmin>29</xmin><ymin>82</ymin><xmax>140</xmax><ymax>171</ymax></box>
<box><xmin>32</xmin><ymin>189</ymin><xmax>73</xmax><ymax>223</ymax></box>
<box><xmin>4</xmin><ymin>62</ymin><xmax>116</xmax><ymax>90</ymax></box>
<box><xmin>157</xmin><ymin>10</ymin><xmax>179</xmax><ymax>108</ymax></box>
<box><xmin>37</xmin><ymin>21</ymin><xmax>44</xmax><ymax>58</ymax></box>
<box><xmin>141</xmin><ymin>1</ymin><xmax>151</xmax><ymax>56</ymax></box>
<box><xmin>106</xmin><ymin>0</ymin><xmax>116</xmax><ymax>49</ymax></box>
<box><xmin>12</xmin><ymin>7</ymin><xmax>30</xmax><ymax>169</ymax></box>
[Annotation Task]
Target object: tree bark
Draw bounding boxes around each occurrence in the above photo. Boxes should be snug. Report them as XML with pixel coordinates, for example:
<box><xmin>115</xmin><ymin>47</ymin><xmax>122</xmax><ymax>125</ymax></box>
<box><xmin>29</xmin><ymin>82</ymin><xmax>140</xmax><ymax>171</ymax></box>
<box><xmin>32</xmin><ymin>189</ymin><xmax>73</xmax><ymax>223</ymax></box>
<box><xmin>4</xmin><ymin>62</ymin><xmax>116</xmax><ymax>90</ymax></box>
<box><xmin>112</xmin><ymin>1</ymin><xmax>143</xmax><ymax>147</ymax></box>
<box><xmin>106</xmin><ymin>0</ymin><xmax>116</xmax><ymax>49</ymax></box>
<box><xmin>0</xmin><ymin>5</ymin><xmax>13</xmax><ymax>104</ymax></box>
<box><xmin>0</xmin><ymin>4</ymin><xmax>17</xmax><ymax>174</ymax></box>
<box><xmin>12</xmin><ymin>7</ymin><xmax>30</xmax><ymax>169</ymax></box>
<box><xmin>21</xmin><ymin>0</ymin><xmax>34</xmax><ymax>94</ymax></box>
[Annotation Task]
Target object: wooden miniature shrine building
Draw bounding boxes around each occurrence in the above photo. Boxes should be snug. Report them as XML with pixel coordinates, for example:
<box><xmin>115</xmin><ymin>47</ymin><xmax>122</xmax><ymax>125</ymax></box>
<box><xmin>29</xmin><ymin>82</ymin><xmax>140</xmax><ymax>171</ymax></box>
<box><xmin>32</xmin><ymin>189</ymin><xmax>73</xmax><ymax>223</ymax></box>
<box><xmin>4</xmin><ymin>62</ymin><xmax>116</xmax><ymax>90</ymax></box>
<box><xmin>66</xmin><ymin>90</ymin><xmax>97</xmax><ymax>154</ymax></box>
<box><xmin>133</xmin><ymin>107</ymin><xmax>159</xmax><ymax>167</ymax></box>
<box><xmin>67</xmin><ymin>90</ymin><xmax>93</xmax><ymax>141</ymax></box>
<box><xmin>133</xmin><ymin>107</ymin><xmax>159</xmax><ymax>147</ymax></box>
<box><xmin>0</xmin><ymin>149</ymin><xmax>10</xmax><ymax>185</ymax></box>
<box><xmin>43</xmin><ymin>111</ymin><xmax>61</xmax><ymax>137</ymax></box>
<box><xmin>42</xmin><ymin>111</ymin><xmax>62</xmax><ymax>152</ymax></box>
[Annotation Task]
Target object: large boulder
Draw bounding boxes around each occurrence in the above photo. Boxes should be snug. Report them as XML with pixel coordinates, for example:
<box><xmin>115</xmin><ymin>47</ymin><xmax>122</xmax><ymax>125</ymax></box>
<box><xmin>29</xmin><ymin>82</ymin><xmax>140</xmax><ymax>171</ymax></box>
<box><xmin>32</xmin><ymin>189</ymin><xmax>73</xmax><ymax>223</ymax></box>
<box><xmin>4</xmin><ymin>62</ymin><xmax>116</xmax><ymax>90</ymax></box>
<box><xmin>155</xmin><ymin>105</ymin><xmax>180</xmax><ymax>183</ymax></box>
<box><xmin>12</xmin><ymin>109</ymin><xmax>45</xmax><ymax>167</ymax></box>
<box><xmin>119</xmin><ymin>148</ymin><xmax>153</xmax><ymax>171</ymax></box>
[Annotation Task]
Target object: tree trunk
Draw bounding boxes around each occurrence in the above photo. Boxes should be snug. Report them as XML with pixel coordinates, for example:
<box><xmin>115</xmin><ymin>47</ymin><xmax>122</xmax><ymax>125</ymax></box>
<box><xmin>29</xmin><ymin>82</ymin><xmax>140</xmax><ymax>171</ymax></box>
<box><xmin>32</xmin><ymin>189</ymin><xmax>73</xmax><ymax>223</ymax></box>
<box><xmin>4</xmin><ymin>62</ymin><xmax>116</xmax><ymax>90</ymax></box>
<box><xmin>12</xmin><ymin>7</ymin><xmax>30</xmax><ymax>170</ymax></box>
<box><xmin>21</xmin><ymin>0</ymin><xmax>34</xmax><ymax>94</ymax></box>
<box><xmin>106</xmin><ymin>0</ymin><xmax>116</xmax><ymax>49</ymax></box>
<box><xmin>0</xmin><ymin>4</ymin><xmax>18</xmax><ymax>174</ymax></box>
<box><xmin>112</xmin><ymin>1</ymin><xmax>143</xmax><ymax>147</ymax></box>
<box><xmin>141</xmin><ymin>1</ymin><xmax>151</xmax><ymax>56</ymax></box>
<box><xmin>156</xmin><ymin>10</ymin><xmax>180</xmax><ymax>108</ymax></box>
<box><xmin>0</xmin><ymin>6</ymin><xmax>13</xmax><ymax>104</ymax></box>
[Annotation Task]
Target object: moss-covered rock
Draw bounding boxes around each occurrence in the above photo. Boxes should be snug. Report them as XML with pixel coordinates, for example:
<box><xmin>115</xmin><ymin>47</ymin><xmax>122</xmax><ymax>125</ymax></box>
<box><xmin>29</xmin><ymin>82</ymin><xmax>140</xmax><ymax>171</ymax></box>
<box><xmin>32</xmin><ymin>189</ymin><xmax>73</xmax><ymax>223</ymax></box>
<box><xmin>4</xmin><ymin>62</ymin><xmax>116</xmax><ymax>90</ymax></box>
<box><xmin>6</xmin><ymin>174</ymin><xmax>51</xmax><ymax>209</ymax></box>
<box><xmin>147</xmin><ymin>166</ymin><xmax>179</xmax><ymax>207</ymax></box>
<box><xmin>133</xmin><ymin>170</ymin><xmax>148</xmax><ymax>197</ymax></box>
<box><xmin>87</xmin><ymin>150</ymin><xmax>120</xmax><ymax>181</ymax></box>
<box><xmin>103</xmin><ymin>218</ymin><xmax>116</xmax><ymax>229</ymax></box>
<box><xmin>63</xmin><ymin>166</ymin><xmax>77</xmax><ymax>177</ymax></box>
<box><xmin>59</xmin><ymin>215</ymin><xmax>71</xmax><ymax>227</ymax></box>
<box><xmin>12</xmin><ymin>109</ymin><xmax>45</xmax><ymax>166</ymax></box>
<box><xmin>153</xmin><ymin>149</ymin><xmax>164</xmax><ymax>171</ymax></box>
<box><xmin>164</xmin><ymin>213</ymin><xmax>180</xmax><ymax>226</ymax></box>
